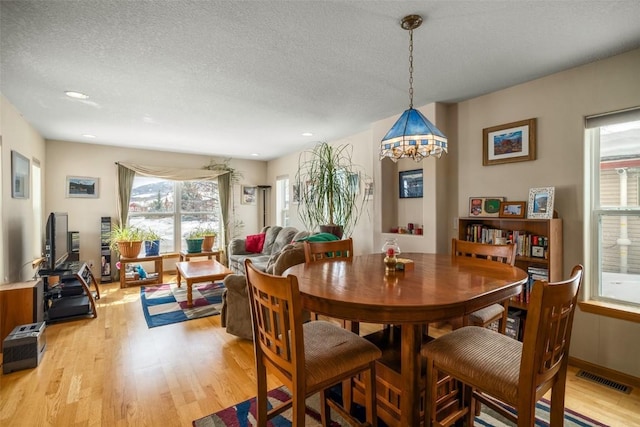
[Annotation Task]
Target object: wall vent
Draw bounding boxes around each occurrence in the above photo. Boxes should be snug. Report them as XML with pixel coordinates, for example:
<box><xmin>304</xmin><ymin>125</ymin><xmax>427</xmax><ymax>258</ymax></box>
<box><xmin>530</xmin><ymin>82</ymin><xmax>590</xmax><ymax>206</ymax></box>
<box><xmin>576</xmin><ymin>370</ymin><xmax>632</xmax><ymax>394</ymax></box>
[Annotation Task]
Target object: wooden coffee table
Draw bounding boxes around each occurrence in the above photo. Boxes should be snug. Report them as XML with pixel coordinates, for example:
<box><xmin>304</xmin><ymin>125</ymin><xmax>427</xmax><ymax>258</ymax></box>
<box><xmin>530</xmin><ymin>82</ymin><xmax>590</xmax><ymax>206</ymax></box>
<box><xmin>175</xmin><ymin>259</ymin><xmax>233</xmax><ymax>307</ymax></box>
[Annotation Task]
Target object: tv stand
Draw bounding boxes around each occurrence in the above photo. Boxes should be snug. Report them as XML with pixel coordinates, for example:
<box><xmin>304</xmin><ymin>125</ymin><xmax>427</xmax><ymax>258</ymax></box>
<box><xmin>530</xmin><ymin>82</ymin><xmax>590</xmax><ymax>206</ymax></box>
<box><xmin>42</xmin><ymin>262</ymin><xmax>100</xmax><ymax>323</ymax></box>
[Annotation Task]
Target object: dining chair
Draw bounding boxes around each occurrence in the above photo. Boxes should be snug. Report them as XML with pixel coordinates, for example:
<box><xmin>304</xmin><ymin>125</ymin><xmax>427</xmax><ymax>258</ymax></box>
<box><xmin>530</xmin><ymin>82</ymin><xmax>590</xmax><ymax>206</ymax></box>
<box><xmin>245</xmin><ymin>259</ymin><xmax>381</xmax><ymax>427</ymax></box>
<box><xmin>303</xmin><ymin>238</ymin><xmax>355</xmax><ymax>328</ymax></box>
<box><xmin>303</xmin><ymin>237</ymin><xmax>354</xmax><ymax>262</ymax></box>
<box><xmin>421</xmin><ymin>264</ymin><xmax>583</xmax><ymax>427</ymax></box>
<box><xmin>452</xmin><ymin>238</ymin><xmax>517</xmax><ymax>334</ymax></box>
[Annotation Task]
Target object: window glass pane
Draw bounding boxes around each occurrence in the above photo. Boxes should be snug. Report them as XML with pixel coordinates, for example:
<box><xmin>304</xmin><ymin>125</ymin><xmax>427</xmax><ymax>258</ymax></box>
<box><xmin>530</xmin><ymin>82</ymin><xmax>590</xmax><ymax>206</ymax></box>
<box><xmin>180</xmin><ymin>180</ymin><xmax>218</xmax><ymax>212</ymax></box>
<box><xmin>599</xmin><ymin>120</ymin><xmax>640</xmax><ymax>207</ymax></box>
<box><xmin>599</xmin><ymin>213</ymin><xmax>640</xmax><ymax>304</ymax></box>
<box><xmin>129</xmin><ymin>214</ymin><xmax>175</xmax><ymax>253</ymax></box>
<box><xmin>130</xmin><ymin>176</ymin><xmax>174</xmax><ymax>213</ymax></box>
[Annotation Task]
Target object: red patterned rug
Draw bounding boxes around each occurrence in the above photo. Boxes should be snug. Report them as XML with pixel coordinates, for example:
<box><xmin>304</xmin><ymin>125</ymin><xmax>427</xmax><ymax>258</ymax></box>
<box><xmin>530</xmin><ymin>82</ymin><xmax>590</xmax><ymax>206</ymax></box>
<box><xmin>140</xmin><ymin>282</ymin><xmax>224</xmax><ymax>328</ymax></box>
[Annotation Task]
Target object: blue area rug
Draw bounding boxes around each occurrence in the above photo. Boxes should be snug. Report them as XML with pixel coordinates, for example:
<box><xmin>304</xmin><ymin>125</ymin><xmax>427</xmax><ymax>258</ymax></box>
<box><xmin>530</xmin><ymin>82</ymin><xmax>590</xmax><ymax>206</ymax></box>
<box><xmin>140</xmin><ymin>282</ymin><xmax>225</xmax><ymax>328</ymax></box>
<box><xmin>192</xmin><ymin>386</ymin><xmax>608</xmax><ymax>427</ymax></box>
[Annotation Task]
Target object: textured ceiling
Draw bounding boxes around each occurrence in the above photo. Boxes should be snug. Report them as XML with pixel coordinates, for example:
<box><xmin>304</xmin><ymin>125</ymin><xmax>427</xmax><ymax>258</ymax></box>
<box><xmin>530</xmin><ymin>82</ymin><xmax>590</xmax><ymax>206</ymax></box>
<box><xmin>2</xmin><ymin>1</ymin><xmax>640</xmax><ymax>160</ymax></box>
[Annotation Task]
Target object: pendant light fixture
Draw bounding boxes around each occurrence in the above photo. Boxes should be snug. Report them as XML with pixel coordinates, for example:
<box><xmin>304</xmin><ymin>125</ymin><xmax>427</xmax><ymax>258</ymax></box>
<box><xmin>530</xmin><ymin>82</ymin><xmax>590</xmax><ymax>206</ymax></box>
<box><xmin>380</xmin><ymin>14</ymin><xmax>448</xmax><ymax>162</ymax></box>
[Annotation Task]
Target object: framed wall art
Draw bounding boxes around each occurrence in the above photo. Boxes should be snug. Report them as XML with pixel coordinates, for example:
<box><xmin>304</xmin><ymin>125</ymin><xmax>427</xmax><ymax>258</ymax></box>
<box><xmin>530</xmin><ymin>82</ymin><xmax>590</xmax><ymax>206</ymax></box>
<box><xmin>66</xmin><ymin>176</ymin><xmax>99</xmax><ymax>198</ymax></box>
<box><xmin>483</xmin><ymin>118</ymin><xmax>536</xmax><ymax>166</ymax></box>
<box><xmin>499</xmin><ymin>201</ymin><xmax>526</xmax><ymax>218</ymax></box>
<box><xmin>292</xmin><ymin>183</ymin><xmax>300</xmax><ymax>205</ymax></box>
<box><xmin>527</xmin><ymin>187</ymin><xmax>555</xmax><ymax>219</ymax></box>
<box><xmin>468</xmin><ymin>197</ymin><xmax>505</xmax><ymax>217</ymax></box>
<box><xmin>11</xmin><ymin>150</ymin><xmax>30</xmax><ymax>199</ymax></box>
<box><xmin>241</xmin><ymin>185</ymin><xmax>257</xmax><ymax>205</ymax></box>
<box><xmin>399</xmin><ymin>169</ymin><xmax>423</xmax><ymax>199</ymax></box>
<box><xmin>363</xmin><ymin>178</ymin><xmax>374</xmax><ymax>201</ymax></box>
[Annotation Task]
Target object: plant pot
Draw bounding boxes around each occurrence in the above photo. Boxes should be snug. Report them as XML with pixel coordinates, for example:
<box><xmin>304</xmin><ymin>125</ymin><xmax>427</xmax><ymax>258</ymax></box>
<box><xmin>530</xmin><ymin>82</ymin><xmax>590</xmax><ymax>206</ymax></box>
<box><xmin>117</xmin><ymin>241</ymin><xmax>143</xmax><ymax>258</ymax></box>
<box><xmin>320</xmin><ymin>225</ymin><xmax>344</xmax><ymax>239</ymax></box>
<box><xmin>201</xmin><ymin>235</ymin><xmax>215</xmax><ymax>252</ymax></box>
<box><xmin>186</xmin><ymin>238</ymin><xmax>204</xmax><ymax>253</ymax></box>
<box><xmin>144</xmin><ymin>240</ymin><xmax>160</xmax><ymax>256</ymax></box>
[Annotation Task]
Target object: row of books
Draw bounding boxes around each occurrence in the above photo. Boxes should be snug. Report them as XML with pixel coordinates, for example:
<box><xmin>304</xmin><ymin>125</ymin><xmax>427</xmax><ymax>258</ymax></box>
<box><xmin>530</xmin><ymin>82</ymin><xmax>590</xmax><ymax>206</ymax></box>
<box><xmin>464</xmin><ymin>224</ymin><xmax>549</xmax><ymax>258</ymax></box>
<box><xmin>487</xmin><ymin>309</ymin><xmax>524</xmax><ymax>341</ymax></box>
<box><xmin>511</xmin><ymin>266</ymin><xmax>549</xmax><ymax>304</ymax></box>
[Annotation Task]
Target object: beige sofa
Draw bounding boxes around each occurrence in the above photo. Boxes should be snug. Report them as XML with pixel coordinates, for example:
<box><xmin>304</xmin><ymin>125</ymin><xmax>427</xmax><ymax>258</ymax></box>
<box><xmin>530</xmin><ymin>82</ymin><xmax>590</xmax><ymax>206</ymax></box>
<box><xmin>221</xmin><ymin>240</ymin><xmax>307</xmax><ymax>340</ymax></box>
<box><xmin>227</xmin><ymin>226</ymin><xmax>306</xmax><ymax>275</ymax></box>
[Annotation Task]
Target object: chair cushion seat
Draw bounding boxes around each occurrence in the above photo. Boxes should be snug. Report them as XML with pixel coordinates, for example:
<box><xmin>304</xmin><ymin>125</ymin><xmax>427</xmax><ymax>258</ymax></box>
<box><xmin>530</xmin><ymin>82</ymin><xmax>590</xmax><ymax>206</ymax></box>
<box><xmin>422</xmin><ymin>326</ymin><xmax>522</xmax><ymax>405</ymax></box>
<box><xmin>468</xmin><ymin>303</ymin><xmax>505</xmax><ymax>325</ymax></box>
<box><xmin>303</xmin><ymin>321</ymin><xmax>382</xmax><ymax>389</ymax></box>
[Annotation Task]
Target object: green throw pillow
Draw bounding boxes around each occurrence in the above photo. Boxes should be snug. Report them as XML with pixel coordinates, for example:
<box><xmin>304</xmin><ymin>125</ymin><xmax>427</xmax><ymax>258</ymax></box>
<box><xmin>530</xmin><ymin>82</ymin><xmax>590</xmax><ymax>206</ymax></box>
<box><xmin>294</xmin><ymin>232</ymin><xmax>340</xmax><ymax>242</ymax></box>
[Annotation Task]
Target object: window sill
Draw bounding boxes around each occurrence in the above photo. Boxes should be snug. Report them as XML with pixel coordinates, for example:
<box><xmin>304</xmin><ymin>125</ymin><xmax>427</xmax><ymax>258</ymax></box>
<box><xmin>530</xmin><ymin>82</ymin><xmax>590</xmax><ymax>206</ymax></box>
<box><xmin>578</xmin><ymin>300</ymin><xmax>640</xmax><ymax>323</ymax></box>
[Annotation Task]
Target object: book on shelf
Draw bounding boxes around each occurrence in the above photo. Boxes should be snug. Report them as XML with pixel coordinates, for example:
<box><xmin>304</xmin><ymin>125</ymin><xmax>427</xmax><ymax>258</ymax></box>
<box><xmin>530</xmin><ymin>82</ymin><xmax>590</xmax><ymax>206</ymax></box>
<box><xmin>464</xmin><ymin>224</ymin><xmax>549</xmax><ymax>258</ymax></box>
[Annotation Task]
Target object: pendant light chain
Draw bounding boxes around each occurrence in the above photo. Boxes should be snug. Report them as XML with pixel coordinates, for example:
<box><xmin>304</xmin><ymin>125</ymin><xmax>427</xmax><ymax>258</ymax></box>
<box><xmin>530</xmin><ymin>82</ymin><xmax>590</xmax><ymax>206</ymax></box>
<box><xmin>408</xmin><ymin>28</ymin><xmax>414</xmax><ymax>109</ymax></box>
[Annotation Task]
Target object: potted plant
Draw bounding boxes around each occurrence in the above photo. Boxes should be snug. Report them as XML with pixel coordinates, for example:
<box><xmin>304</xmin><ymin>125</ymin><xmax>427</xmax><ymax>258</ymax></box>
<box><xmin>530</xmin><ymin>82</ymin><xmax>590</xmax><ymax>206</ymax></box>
<box><xmin>184</xmin><ymin>227</ymin><xmax>205</xmax><ymax>253</ymax></box>
<box><xmin>295</xmin><ymin>141</ymin><xmax>367</xmax><ymax>238</ymax></box>
<box><xmin>142</xmin><ymin>228</ymin><xmax>162</xmax><ymax>256</ymax></box>
<box><xmin>108</xmin><ymin>223</ymin><xmax>145</xmax><ymax>258</ymax></box>
<box><xmin>199</xmin><ymin>225</ymin><xmax>217</xmax><ymax>252</ymax></box>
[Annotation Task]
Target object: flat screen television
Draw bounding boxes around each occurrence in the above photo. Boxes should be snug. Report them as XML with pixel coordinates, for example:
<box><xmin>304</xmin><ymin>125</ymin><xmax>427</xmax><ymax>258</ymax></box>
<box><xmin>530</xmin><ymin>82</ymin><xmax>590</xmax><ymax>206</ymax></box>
<box><xmin>45</xmin><ymin>212</ymin><xmax>69</xmax><ymax>271</ymax></box>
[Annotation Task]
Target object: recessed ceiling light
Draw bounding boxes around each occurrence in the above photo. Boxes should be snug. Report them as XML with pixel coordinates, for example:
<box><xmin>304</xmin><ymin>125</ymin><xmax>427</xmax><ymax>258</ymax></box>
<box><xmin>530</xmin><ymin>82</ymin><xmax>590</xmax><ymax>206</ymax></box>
<box><xmin>65</xmin><ymin>91</ymin><xmax>89</xmax><ymax>99</ymax></box>
<box><xmin>82</xmin><ymin>134</ymin><xmax>96</xmax><ymax>138</ymax></box>
<box><xmin>251</xmin><ymin>153</ymin><xmax>259</xmax><ymax>156</ymax></box>
<box><xmin>302</xmin><ymin>132</ymin><xmax>313</xmax><ymax>137</ymax></box>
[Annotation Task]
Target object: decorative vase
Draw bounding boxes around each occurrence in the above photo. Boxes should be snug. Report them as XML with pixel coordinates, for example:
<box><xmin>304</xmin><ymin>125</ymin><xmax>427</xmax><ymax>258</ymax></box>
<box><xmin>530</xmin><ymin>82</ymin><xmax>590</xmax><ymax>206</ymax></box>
<box><xmin>186</xmin><ymin>238</ymin><xmax>204</xmax><ymax>253</ymax></box>
<box><xmin>144</xmin><ymin>240</ymin><xmax>160</xmax><ymax>256</ymax></box>
<box><xmin>201</xmin><ymin>235</ymin><xmax>215</xmax><ymax>252</ymax></box>
<box><xmin>117</xmin><ymin>241</ymin><xmax>143</xmax><ymax>258</ymax></box>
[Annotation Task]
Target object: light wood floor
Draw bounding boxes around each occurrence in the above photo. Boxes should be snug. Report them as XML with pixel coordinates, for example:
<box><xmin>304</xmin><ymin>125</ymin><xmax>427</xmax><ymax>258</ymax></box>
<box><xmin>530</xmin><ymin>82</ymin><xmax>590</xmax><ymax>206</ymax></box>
<box><xmin>1</xmin><ymin>278</ymin><xmax>639</xmax><ymax>426</ymax></box>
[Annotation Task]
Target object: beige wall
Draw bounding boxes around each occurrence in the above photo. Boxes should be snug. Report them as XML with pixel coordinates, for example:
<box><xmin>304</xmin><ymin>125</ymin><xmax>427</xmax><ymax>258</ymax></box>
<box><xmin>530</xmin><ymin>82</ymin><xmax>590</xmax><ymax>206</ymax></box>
<box><xmin>0</xmin><ymin>95</ymin><xmax>46</xmax><ymax>282</ymax></box>
<box><xmin>45</xmin><ymin>140</ymin><xmax>267</xmax><ymax>276</ymax></box>
<box><xmin>267</xmin><ymin>48</ymin><xmax>640</xmax><ymax>377</ymax></box>
<box><xmin>454</xmin><ymin>48</ymin><xmax>640</xmax><ymax>377</ymax></box>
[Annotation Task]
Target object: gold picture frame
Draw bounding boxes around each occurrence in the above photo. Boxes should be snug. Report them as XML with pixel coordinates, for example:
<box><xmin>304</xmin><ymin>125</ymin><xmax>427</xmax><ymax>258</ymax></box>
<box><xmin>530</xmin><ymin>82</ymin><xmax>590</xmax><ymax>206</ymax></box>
<box><xmin>483</xmin><ymin>118</ymin><xmax>537</xmax><ymax>166</ymax></box>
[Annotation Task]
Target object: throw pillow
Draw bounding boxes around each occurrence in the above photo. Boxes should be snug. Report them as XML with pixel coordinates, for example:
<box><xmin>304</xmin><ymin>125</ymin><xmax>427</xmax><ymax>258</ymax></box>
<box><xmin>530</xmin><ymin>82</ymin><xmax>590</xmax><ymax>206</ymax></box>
<box><xmin>246</xmin><ymin>233</ymin><xmax>266</xmax><ymax>253</ymax></box>
<box><xmin>295</xmin><ymin>232</ymin><xmax>340</xmax><ymax>242</ymax></box>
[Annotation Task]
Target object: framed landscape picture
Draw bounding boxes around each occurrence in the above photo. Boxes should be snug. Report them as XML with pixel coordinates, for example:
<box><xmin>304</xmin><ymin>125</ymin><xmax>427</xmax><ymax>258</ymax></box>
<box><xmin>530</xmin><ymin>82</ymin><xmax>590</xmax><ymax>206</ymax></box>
<box><xmin>468</xmin><ymin>197</ymin><xmax>505</xmax><ymax>217</ymax></box>
<box><xmin>483</xmin><ymin>118</ymin><xmax>536</xmax><ymax>166</ymax></box>
<box><xmin>11</xmin><ymin>150</ymin><xmax>30</xmax><ymax>199</ymax></box>
<box><xmin>527</xmin><ymin>187</ymin><xmax>555</xmax><ymax>219</ymax></box>
<box><xmin>66</xmin><ymin>176</ymin><xmax>99</xmax><ymax>198</ymax></box>
<box><xmin>241</xmin><ymin>185</ymin><xmax>257</xmax><ymax>205</ymax></box>
<box><xmin>499</xmin><ymin>201</ymin><xmax>526</xmax><ymax>218</ymax></box>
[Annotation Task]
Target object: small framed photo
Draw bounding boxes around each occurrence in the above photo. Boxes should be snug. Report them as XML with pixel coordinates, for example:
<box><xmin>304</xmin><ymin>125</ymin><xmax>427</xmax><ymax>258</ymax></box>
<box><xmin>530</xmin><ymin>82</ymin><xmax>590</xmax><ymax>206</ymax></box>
<box><xmin>363</xmin><ymin>178</ymin><xmax>374</xmax><ymax>201</ymax></box>
<box><xmin>66</xmin><ymin>176</ymin><xmax>99</xmax><ymax>198</ymax></box>
<box><xmin>11</xmin><ymin>150</ymin><xmax>30</xmax><ymax>199</ymax></box>
<box><xmin>499</xmin><ymin>201</ymin><xmax>526</xmax><ymax>218</ymax></box>
<box><xmin>348</xmin><ymin>172</ymin><xmax>360</xmax><ymax>195</ymax></box>
<box><xmin>241</xmin><ymin>185</ymin><xmax>257</xmax><ymax>205</ymax></box>
<box><xmin>527</xmin><ymin>187</ymin><xmax>555</xmax><ymax>219</ymax></box>
<box><xmin>483</xmin><ymin>118</ymin><xmax>536</xmax><ymax>166</ymax></box>
<box><xmin>399</xmin><ymin>169</ymin><xmax>423</xmax><ymax>199</ymax></box>
<box><xmin>469</xmin><ymin>197</ymin><xmax>505</xmax><ymax>217</ymax></box>
<box><xmin>292</xmin><ymin>183</ymin><xmax>300</xmax><ymax>205</ymax></box>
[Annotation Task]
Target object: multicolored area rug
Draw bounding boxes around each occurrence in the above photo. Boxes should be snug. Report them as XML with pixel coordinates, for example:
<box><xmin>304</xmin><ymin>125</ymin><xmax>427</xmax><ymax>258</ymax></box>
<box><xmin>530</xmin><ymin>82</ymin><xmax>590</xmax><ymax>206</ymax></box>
<box><xmin>140</xmin><ymin>282</ymin><xmax>225</xmax><ymax>328</ymax></box>
<box><xmin>192</xmin><ymin>386</ymin><xmax>608</xmax><ymax>427</ymax></box>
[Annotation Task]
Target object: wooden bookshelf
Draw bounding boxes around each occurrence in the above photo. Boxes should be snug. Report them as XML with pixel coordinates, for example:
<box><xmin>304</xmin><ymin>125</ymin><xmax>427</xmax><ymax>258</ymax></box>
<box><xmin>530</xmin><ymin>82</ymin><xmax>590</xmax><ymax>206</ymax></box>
<box><xmin>458</xmin><ymin>217</ymin><xmax>563</xmax><ymax>312</ymax></box>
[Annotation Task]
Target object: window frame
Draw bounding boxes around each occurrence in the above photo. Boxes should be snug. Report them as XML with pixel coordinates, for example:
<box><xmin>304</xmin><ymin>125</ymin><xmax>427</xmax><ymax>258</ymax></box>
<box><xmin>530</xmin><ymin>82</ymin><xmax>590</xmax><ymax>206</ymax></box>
<box><xmin>128</xmin><ymin>177</ymin><xmax>221</xmax><ymax>253</ymax></box>
<box><xmin>583</xmin><ymin>109</ymin><xmax>640</xmax><ymax>320</ymax></box>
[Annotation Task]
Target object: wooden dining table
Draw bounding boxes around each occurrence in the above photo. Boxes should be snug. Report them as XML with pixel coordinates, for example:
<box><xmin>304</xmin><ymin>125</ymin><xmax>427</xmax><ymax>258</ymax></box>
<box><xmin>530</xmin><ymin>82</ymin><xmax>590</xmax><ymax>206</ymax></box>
<box><xmin>284</xmin><ymin>252</ymin><xmax>527</xmax><ymax>426</ymax></box>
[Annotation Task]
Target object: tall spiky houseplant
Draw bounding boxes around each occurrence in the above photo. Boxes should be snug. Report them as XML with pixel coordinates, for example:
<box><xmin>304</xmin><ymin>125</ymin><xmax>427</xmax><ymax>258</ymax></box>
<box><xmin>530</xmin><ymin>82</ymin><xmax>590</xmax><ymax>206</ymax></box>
<box><xmin>295</xmin><ymin>142</ymin><xmax>367</xmax><ymax>238</ymax></box>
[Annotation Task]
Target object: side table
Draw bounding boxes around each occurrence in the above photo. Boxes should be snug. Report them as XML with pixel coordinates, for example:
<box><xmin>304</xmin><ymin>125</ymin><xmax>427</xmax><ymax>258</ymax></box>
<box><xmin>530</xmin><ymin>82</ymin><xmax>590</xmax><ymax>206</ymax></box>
<box><xmin>179</xmin><ymin>250</ymin><xmax>221</xmax><ymax>262</ymax></box>
<box><xmin>119</xmin><ymin>255</ymin><xmax>163</xmax><ymax>288</ymax></box>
